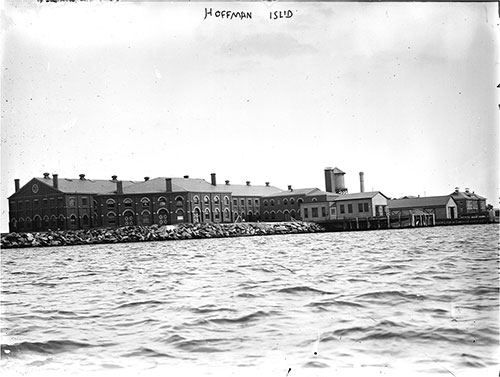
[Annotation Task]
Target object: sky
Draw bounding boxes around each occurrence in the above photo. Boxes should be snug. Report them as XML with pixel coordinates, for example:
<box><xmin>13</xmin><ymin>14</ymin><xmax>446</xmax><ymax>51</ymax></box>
<box><xmin>1</xmin><ymin>1</ymin><xmax>498</xmax><ymax>232</ymax></box>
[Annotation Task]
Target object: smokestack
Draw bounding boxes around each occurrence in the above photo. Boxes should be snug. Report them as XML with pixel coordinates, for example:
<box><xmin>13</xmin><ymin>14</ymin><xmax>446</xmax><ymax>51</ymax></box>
<box><xmin>116</xmin><ymin>181</ymin><xmax>123</xmax><ymax>195</ymax></box>
<box><xmin>246</xmin><ymin>181</ymin><xmax>251</xmax><ymax>186</ymax></box>
<box><xmin>225</xmin><ymin>180</ymin><xmax>230</xmax><ymax>185</ymax></box>
<box><xmin>211</xmin><ymin>173</ymin><xmax>216</xmax><ymax>186</ymax></box>
<box><xmin>43</xmin><ymin>172</ymin><xmax>50</xmax><ymax>179</ymax></box>
<box><xmin>14</xmin><ymin>179</ymin><xmax>20</xmax><ymax>192</ymax></box>
<box><xmin>324</xmin><ymin>167</ymin><xmax>334</xmax><ymax>193</ymax></box>
<box><xmin>53</xmin><ymin>174</ymin><xmax>59</xmax><ymax>189</ymax></box>
<box><xmin>359</xmin><ymin>172</ymin><xmax>365</xmax><ymax>193</ymax></box>
<box><xmin>265</xmin><ymin>182</ymin><xmax>270</xmax><ymax>187</ymax></box>
<box><xmin>79</xmin><ymin>174</ymin><xmax>85</xmax><ymax>180</ymax></box>
<box><xmin>166</xmin><ymin>178</ymin><xmax>172</xmax><ymax>192</ymax></box>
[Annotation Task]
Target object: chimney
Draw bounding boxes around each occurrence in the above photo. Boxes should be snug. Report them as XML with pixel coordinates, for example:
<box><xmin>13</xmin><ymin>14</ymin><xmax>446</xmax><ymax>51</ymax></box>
<box><xmin>454</xmin><ymin>187</ymin><xmax>459</xmax><ymax>194</ymax></box>
<box><xmin>211</xmin><ymin>173</ymin><xmax>216</xmax><ymax>186</ymax></box>
<box><xmin>324</xmin><ymin>167</ymin><xmax>334</xmax><ymax>193</ymax></box>
<box><xmin>79</xmin><ymin>174</ymin><xmax>85</xmax><ymax>180</ymax></box>
<box><xmin>359</xmin><ymin>172</ymin><xmax>365</xmax><ymax>193</ymax></box>
<box><xmin>116</xmin><ymin>181</ymin><xmax>123</xmax><ymax>195</ymax></box>
<box><xmin>265</xmin><ymin>182</ymin><xmax>270</xmax><ymax>187</ymax></box>
<box><xmin>53</xmin><ymin>174</ymin><xmax>59</xmax><ymax>189</ymax></box>
<box><xmin>183</xmin><ymin>175</ymin><xmax>189</xmax><ymax>179</ymax></box>
<box><xmin>144</xmin><ymin>177</ymin><xmax>150</xmax><ymax>182</ymax></box>
<box><xmin>14</xmin><ymin>179</ymin><xmax>20</xmax><ymax>192</ymax></box>
<box><xmin>225</xmin><ymin>180</ymin><xmax>230</xmax><ymax>185</ymax></box>
<box><xmin>112</xmin><ymin>175</ymin><xmax>118</xmax><ymax>181</ymax></box>
<box><xmin>246</xmin><ymin>181</ymin><xmax>251</xmax><ymax>186</ymax></box>
<box><xmin>288</xmin><ymin>185</ymin><xmax>293</xmax><ymax>191</ymax></box>
<box><xmin>166</xmin><ymin>178</ymin><xmax>172</xmax><ymax>192</ymax></box>
<box><xmin>43</xmin><ymin>172</ymin><xmax>50</xmax><ymax>179</ymax></box>
<box><xmin>465</xmin><ymin>188</ymin><xmax>470</xmax><ymax>194</ymax></box>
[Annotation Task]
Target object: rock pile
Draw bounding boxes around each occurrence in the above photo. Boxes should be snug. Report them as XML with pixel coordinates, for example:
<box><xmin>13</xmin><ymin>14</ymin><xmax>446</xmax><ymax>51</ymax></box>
<box><xmin>0</xmin><ymin>222</ymin><xmax>324</xmax><ymax>249</ymax></box>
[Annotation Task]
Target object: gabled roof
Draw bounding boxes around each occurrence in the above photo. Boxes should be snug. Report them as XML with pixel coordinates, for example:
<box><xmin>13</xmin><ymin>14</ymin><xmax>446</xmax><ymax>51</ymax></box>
<box><xmin>332</xmin><ymin>167</ymin><xmax>345</xmax><ymax>174</ymax></box>
<box><xmin>121</xmin><ymin>177</ymin><xmax>232</xmax><ymax>194</ymax></box>
<box><xmin>225</xmin><ymin>184</ymin><xmax>283</xmax><ymax>197</ymax></box>
<box><xmin>262</xmin><ymin>188</ymin><xmax>322</xmax><ymax>198</ymax></box>
<box><xmin>35</xmin><ymin>177</ymin><xmax>136</xmax><ymax>195</ymax></box>
<box><xmin>333</xmin><ymin>191</ymin><xmax>389</xmax><ymax>201</ymax></box>
<box><xmin>450</xmin><ymin>191</ymin><xmax>486</xmax><ymax>200</ymax></box>
<box><xmin>388</xmin><ymin>196</ymin><xmax>455</xmax><ymax>209</ymax></box>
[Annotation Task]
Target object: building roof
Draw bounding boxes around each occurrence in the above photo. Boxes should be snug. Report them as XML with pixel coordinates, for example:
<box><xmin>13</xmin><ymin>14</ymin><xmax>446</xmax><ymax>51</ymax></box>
<box><xmin>121</xmin><ymin>177</ymin><xmax>232</xmax><ymax>194</ymax></box>
<box><xmin>333</xmin><ymin>191</ymin><xmax>388</xmax><ymax>201</ymax></box>
<box><xmin>262</xmin><ymin>188</ymin><xmax>323</xmax><ymax>198</ymax></box>
<box><xmin>388</xmin><ymin>196</ymin><xmax>454</xmax><ymax>209</ymax></box>
<box><xmin>332</xmin><ymin>167</ymin><xmax>345</xmax><ymax>174</ymax></box>
<box><xmin>450</xmin><ymin>191</ymin><xmax>486</xmax><ymax>200</ymax></box>
<box><xmin>35</xmin><ymin>177</ymin><xmax>137</xmax><ymax>195</ymax></box>
<box><xmin>224</xmin><ymin>184</ymin><xmax>283</xmax><ymax>197</ymax></box>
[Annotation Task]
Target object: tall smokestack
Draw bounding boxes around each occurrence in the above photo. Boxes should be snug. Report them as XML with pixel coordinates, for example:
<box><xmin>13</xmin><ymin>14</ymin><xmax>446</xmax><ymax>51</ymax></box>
<box><xmin>14</xmin><ymin>179</ymin><xmax>20</xmax><ymax>192</ymax></box>
<box><xmin>116</xmin><ymin>181</ymin><xmax>123</xmax><ymax>195</ymax></box>
<box><xmin>359</xmin><ymin>172</ymin><xmax>365</xmax><ymax>193</ymax></box>
<box><xmin>324</xmin><ymin>167</ymin><xmax>334</xmax><ymax>193</ymax></box>
<box><xmin>211</xmin><ymin>173</ymin><xmax>216</xmax><ymax>186</ymax></box>
<box><xmin>166</xmin><ymin>178</ymin><xmax>172</xmax><ymax>192</ymax></box>
<box><xmin>53</xmin><ymin>174</ymin><xmax>59</xmax><ymax>189</ymax></box>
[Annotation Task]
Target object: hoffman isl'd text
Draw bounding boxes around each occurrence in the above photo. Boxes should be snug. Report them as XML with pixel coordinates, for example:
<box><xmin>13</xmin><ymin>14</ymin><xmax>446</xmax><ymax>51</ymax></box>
<box><xmin>204</xmin><ymin>8</ymin><xmax>293</xmax><ymax>20</ymax></box>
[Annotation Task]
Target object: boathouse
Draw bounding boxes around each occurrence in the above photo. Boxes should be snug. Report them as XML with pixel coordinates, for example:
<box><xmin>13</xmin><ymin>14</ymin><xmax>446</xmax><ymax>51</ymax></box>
<box><xmin>387</xmin><ymin>195</ymin><xmax>458</xmax><ymax>221</ymax></box>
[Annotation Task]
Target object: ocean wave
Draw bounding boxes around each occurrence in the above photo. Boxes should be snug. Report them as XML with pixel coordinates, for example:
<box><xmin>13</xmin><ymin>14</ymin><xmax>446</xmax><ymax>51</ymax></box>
<box><xmin>209</xmin><ymin>310</ymin><xmax>273</xmax><ymax>325</ymax></box>
<box><xmin>114</xmin><ymin>300</ymin><xmax>164</xmax><ymax>309</ymax></box>
<box><xmin>306</xmin><ymin>299</ymin><xmax>364</xmax><ymax>309</ymax></box>
<box><xmin>355</xmin><ymin>290</ymin><xmax>426</xmax><ymax>303</ymax></box>
<box><xmin>277</xmin><ymin>286</ymin><xmax>336</xmax><ymax>295</ymax></box>
<box><xmin>1</xmin><ymin>339</ymin><xmax>103</xmax><ymax>356</ymax></box>
<box><xmin>122</xmin><ymin>347</ymin><xmax>175</xmax><ymax>358</ymax></box>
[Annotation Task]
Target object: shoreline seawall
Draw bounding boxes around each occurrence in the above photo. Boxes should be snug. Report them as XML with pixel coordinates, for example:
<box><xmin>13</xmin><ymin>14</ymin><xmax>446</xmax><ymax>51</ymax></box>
<box><xmin>0</xmin><ymin>222</ymin><xmax>325</xmax><ymax>249</ymax></box>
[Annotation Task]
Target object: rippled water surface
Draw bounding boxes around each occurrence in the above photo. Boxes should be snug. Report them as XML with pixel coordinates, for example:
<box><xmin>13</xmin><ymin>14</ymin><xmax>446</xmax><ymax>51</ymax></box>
<box><xmin>1</xmin><ymin>224</ymin><xmax>498</xmax><ymax>376</ymax></box>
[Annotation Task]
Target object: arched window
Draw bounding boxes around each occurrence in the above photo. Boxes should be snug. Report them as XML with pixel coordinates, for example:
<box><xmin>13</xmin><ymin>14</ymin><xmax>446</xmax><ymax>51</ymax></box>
<box><xmin>264</xmin><ymin>200</ymin><xmax>268</xmax><ymax>207</ymax></box>
<box><xmin>247</xmin><ymin>210</ymin><xmax>253</xmax><ymax>222</ymax></box>
<box><xmin>291</xmin><ymin>210</ymin><xmax>296</xmax><ymax>219</ymax></box>
<box><xmin>214</xmin><ymin>196</ymin><xmax>220</xmax><ymax>205</ymax></box>
<box><xmin>106</xmin><ymin>199</ymin><xmax>116</xmax><ymax>210</ymax></box>
<box><xmin>214</xmin><ymin>208</ymin><xmax>220</xmax><ymax>221</ymax></box>
<box><xmin>175</xmin><ymin>196</ymin><xmax>184</xmax><ymax>208</ymax></box>
<box><xmin>193</xmin><ymin>196</ymin><xmax>200</xmax><ymax>205</ymax></box>
<box><xmin>270</xmin><ymin>199</ymin><xmax>275</xmax><ymax>207</ymax></box>
<box><xmin>33</xmin><ymin>215</ymin><xmax>42</xmax><ymax>231</ymax></box>
<box><xmin>204</xmin><ymin>209</ymin><xmax>211</xmax><ymax>222</ymax></box>
<box><xmin>233</xmin><ymin>212</ymin><xmax>238</xmax><ymax>221</ymax></box>
<box><xmin>224</xmin><ymin>196</ymin><xmax>230</xmax><ymax>206</ymax></box>
<box><xmin>58</xmin><ymin>215</ymin><xmax>65</xmax><ymax>228</ymax></box>
<box><xmin>204</xmin><ymin>196</ymin><xmax>210</xmax><ymax>205</ymax></box>
<box><xmin>123</xmin><ymin>198</ymin><xmax>133</xmax><ymax>208</ymax></box>
<box><xmin>176</xmin><ymin>209</ymin><xmax>185</xmax><ymax>221</ymax></box>
<box><xmin>141</xmin><ymin>197</ymin><xmax>150</xmax><ymax>208</ymax></box>
<box><xmin>107</xmin><ymin>212</ymin><xmax>117</xmax><ymax>225</ymax></box>
<box><xmin>224</xmin><ymin>208</ymin><xmax>230</xmax><ymax>221</ymax></box>
<box><xmin>312</xmin><ymin>198</ymin><xmax>317</xmax><ymax>202</ymax></box>
<box><xmin>158</xmin><ymin>196</ymin><xmax>167</xmax><ymax>207</ymax></box>
<box><xmin>69</xmin><ymin>215</ymin><xmax>77</xmax><ymax>226</ymax></box>
<box><xmin>82</xmin><ymin>214</ymin><xmax>89</xmax><ymax>226</ymax></box>
<box><xmin>123</xmin><ymin>210</ymin><xmax>135</xmax><ymax>226</ymax></box>
<box><xmin>284</xmin><ymin>199</ymin><xmax>289</xmax><ymax>205</ymax></box>
<box><xmin>158</xmin><ymin>209</ymin><xmax>169</xmax><ymax>225</ymax></box>
<box><xmin>26</xmin><ymin>217</ymin><xmax>32</xmax><ymax>230</ymax></box>
<box><xmin>18</xmin><ymin>218</ymin><xmax>24</xmax><ymax>230</ymax></box>
<box><xmin>298</xmin><ymin>198</ymin><xmax>304</xmax><ymax>204</ymax></box>
<box><xmin>140</xmin><ymin>210</ymin><xmax>151</xmax><ymax>225</ymax></box>
<box><xmin>93</xmin><ymin>200</ymin><xmax>98</xmax><ymax>210</ymax></box>
<box><xmin>264</xmin><ymin>212</ymin><xmax>269</xmax><ymax>221</ymax></box>
<box><xmin>193</xmin><ymin>208</ymin><xmax>201</xmax><ymax>223</ymax></box>
<box><xmin>10</xmin><ymin>219</ymin><xmax>17</xmax><ymax>231</ymax></box>
<box><xmin>284</xmin><ymin>210</ymin><xmax>291</xmax><ymax>221</ymax></box>
<box><xmin>271</xmin><ymin>211</ymin><xmax>276</xmax><ymax>220</ymax></box>
<box><xmin>43</xmin><ymin>216</ymin><xmax>50</xmax><ymax>229</ymax></box>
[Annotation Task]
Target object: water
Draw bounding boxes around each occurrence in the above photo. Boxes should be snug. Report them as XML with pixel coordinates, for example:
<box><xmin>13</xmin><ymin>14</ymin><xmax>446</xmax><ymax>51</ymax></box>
<box><xmin>1</xmin><ymin>224</ymin><xmax>498</xmax><ymax>376</ymax></box>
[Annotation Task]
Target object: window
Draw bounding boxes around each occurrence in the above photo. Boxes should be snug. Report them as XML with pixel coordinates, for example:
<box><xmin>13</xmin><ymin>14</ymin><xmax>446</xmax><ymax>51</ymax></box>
<box><xmin>214</xmin><ymin>196</ymin><xmax>220</xmax><ymax>205</ymax></box>
<box><xmin>107</xmin><ymin>212</ymin><xmax>116</xmax><ymax>224</ymax></box>
<box><xmin>158</xmin><ymin>209</ymin><xmax>169</xmax><ymax>225</ymax></box>
<box><xmin>283</xmin><ymin>199</ymin><xmax>288</xmax><ymax>205</ymax></box>
<box><xmin>364</xmin><ymin>203</ymin><xmax>369</xmax><ymax>212</ymax></box>
<box><xmin>193</xmin><ymin>196</ymin><xmax>200</xmax><ymax>205</ymax></box>
<box><xmin>312</xmin><ymin>208</ymin><xmax>318</xmax><ymax>217</ymax></box>
<box><xmin>204</xmin><ymin>196</ymin><xmax>210</xmax><ymax>205</ymax></box>
<box><xmin>224</xmin><ymin>208</ymin><xmax>230</xmax><ymax>220</ymax></box>
<box><xmin>233</xmin><ymin>199</ymin><xmax>238</xmax><ymax>206</ymax></box>
<box><xmin>358</xmin><ymin>203</ymin><xmax>364</xmax><ymax>212</ymax></box>
<box><xmin>290</xmin><ymin>198</ymin><xmax>295</xmax><ymax>205</ymax></box>
<box><xmin>176</xmin><ymin>209</ymin><xmax>184</xmax><ymax>221</ymax></box>
<box><xmin>271</xmin><ymin>211</ymin><xmax>275</xmax><ymax>220</ymax></box>
<box><xmin>18</xmin><ymin>218</ymin><xmax>24</xmax><ymax>230</ymax></box>
<box><xmin>214</xmin><ymin>209</ymin><xmax>220</xmax><ymax>221</ymax></box>
<box><xmin>82</xmin><ymin>215</ymin><xmax>89</xmax><ymax>226</ymax></box>
<box><xmin>82</xmin><ymin>197</ymin><xmax>88</xmax><ymax>206</ymax></box>
<box><xmin>321</xmin><ymin>207</ymin><xmax>327</xmax><ymax>217</ymax></box>
<box><xmin>270</xmin><ymin>200</ymin><xmax>275</xmax><ymax>207</ymax></box>
<box><xmin>340</xmin><ymin>205</ymin><xmax>345</xmax><ymax>214</ymax></box>
<box><xmin>312</xmin><ymin>198</ymin><xmax>317</xmax><ymax>202</ymax></box>
<box><xmin>58</xmin><ymin>197</ymin><xmax>64</xmax><ymax>207</ymax></box>
<box><xmin>51</xmin><ymin>216</ymin><xmax>57</xmax><ymax>228</ymax></box>
<box><xmin>304</xmin><ymin>208</ymin><xmax>309</xmax><ymax>219</ymax></box>
<box><xmin>241</xmin><ymin>199</ymin><xmax>245</xmax><ymax>206</ymax></box>
<box><xmin>106</xmin><ymin>199</ymin><xmax>116</xmax><ymax>210</ymax></box>
<box><xmin>34</xmin><ymin>199</ymin><xmax>40</xmax><ymax>208</ymax></box>
<box><xmin>124</xmin><ymin>198</ymin><xmax>133</xmax><ymax>208</ymax></box>
<box><xmin>248</xmin><ymin>199</ymin><xmax>251</xmax><ymax>206</ymax></box>
<box><xmin>224</xmin><ymin>196</ymin><xmax>230</xmax><ymax>206</ymax></box>
<box><xmin>264</xmin><ymin>200</ymin><xmax>268</xmax><ymax>207</ymax></box>
<box><xmin>18</xmin><ymin>201</ymin><xmax>23</xmax><ymax>210</ymax></box>
<box><xmin>297</xmin><ymin>198</ymin><xmax>303</xmax><ymax>204</ymax></box>
<box><xmin>141</xmin><ymin>210</ymin><xmax>151</xmax><ymax>225</ymax></box>
<box><xmin>43</xmin><ymin>198</ymin><xmax>48</xmax><ymax>207</ymax></box>
<box><xmin>255</xmin><ymin>199</ymin><xmax>259</xmax><ymax>206</ymax></box>
<box><xmin>141</xmin><ymin>197</ymin><xmax>150</xmax><ymax>207</ymax></box>
<box><xmin>264</xmin><ymin>212</ymin><xmax>269</xmax><ymax>220</ymax></box>
<box><xmin>176</xmin><ymin>196</ymin><xmax>184</xmax><ymax>207</ymax></box>
<box><xmin>50</xmin><ymin>198</ymin><xmax>55</xmax><ymax>207</ymax></box>
<box><xmin>348</xmin><ymin>204</ymin><xmax>353</xmax><ymax>213</ymax></box>
<box><xmin>70</xmin><ymin>215</ymin><xmax>77</xmax><ymax>225</ymax></box>
<box><xmin>25</xmin><ymin>200</ymin><xmax>30</xmax><ymax>209</ymax></box>
<box><xmin>68</xmin><ymin>197</ymin><xmax>75</xmax><ymax>207</ymax></box>
<box><xmin>204</xmin><ymin>209</ymin><xmax>211</xmax><ymax>221</ymax></box>
<box><xmin>158</xmin><ymin>196</ymin><xmax>167</xmax><ymax>206</ymax></box>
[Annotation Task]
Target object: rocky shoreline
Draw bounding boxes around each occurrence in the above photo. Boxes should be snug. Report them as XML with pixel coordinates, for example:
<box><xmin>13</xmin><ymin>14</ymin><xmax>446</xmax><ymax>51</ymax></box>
<box><xmin>0</xmin><ymin>221</ymin><xmax>325</xmax><ymax>249</ymax></box>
